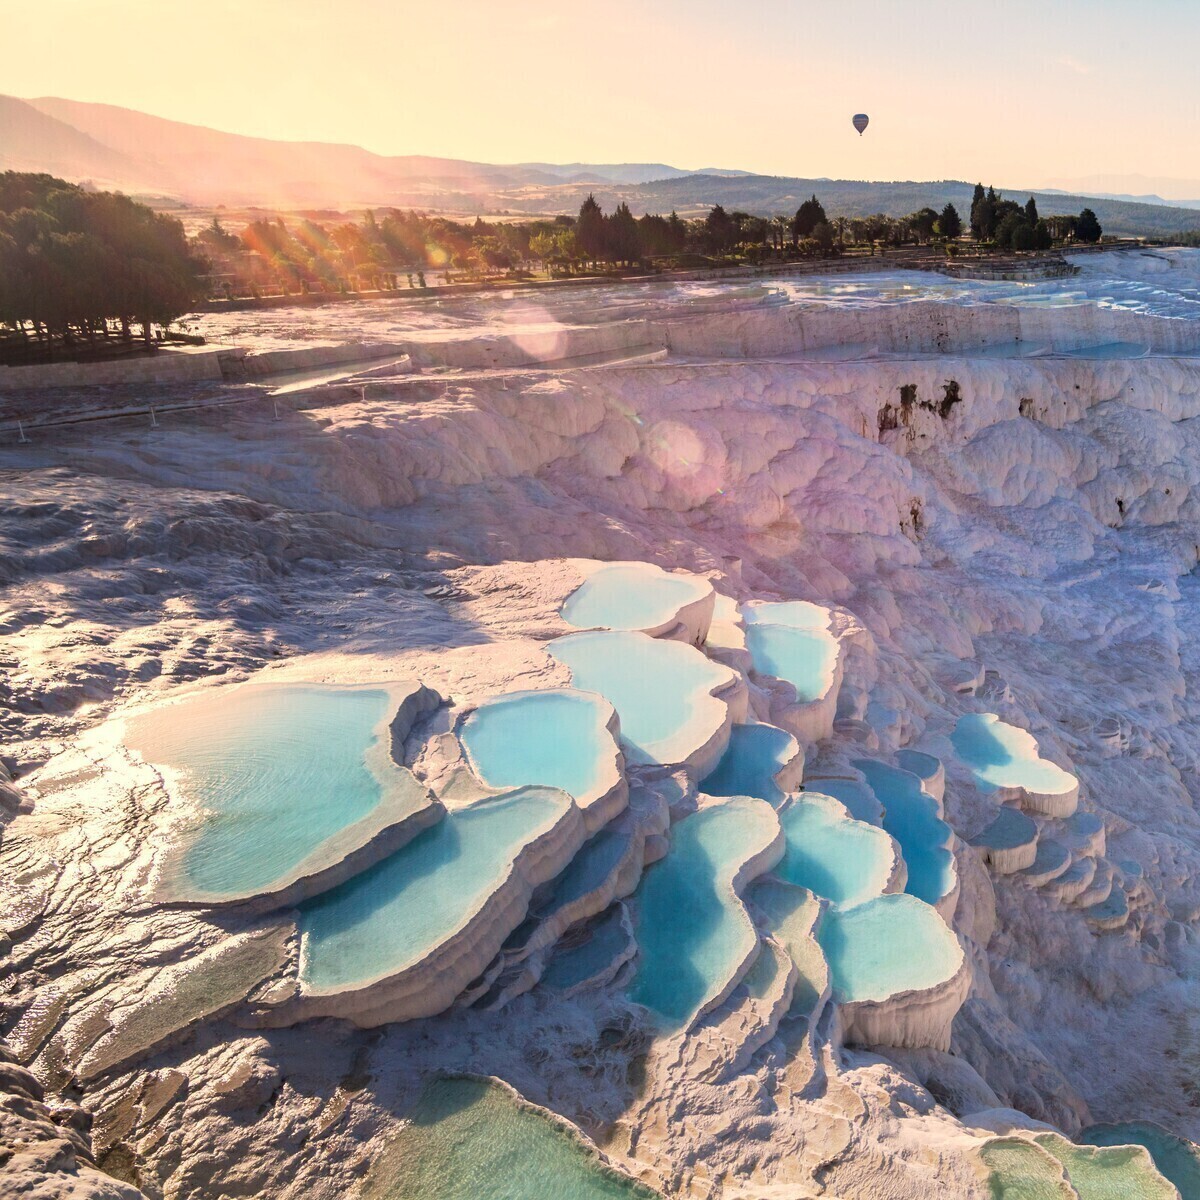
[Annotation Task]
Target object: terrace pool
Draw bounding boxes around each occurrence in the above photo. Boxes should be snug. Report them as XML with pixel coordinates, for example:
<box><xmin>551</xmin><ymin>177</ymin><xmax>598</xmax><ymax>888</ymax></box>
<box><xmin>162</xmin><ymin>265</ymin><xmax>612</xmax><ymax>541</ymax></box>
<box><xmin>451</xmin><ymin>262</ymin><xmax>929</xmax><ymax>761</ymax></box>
<box><xmin>549</xmin><ymin>631</ymin><xmax>732</xmax><ymax>767</ymax></box>
<box><xmin>561</xmin><ymin>562</ymin><xmax>711</xmax><ymax>633</ymax></box>
<box><xmin>361</xmin><ymin>1075</ymin><xmax>658</xmax><ymax>1200</ymax></box>
<box><xmin>745</xmin><ymin>623</ymin><xmax>839</xmax><ymax>703</ymax></box>
<box><xmin>1081</xmin><ymin>1123</ymin><xmax>1200</xmax><ymax>1199</ymax></box>
<box><xmin>460</xmin><ymin>688</ymin><xmax>618</xmax><ymax>804</ymax></box>
<box><xmin>952</xmin><ymin>714</ymin><xmax>1078</xmax><ymax>799</ymax></box>
<box><xmin>299</xmin><ymin>788</ymin><xmax>570</xmax><ymax>993</ymax></box>
<box><xmin>699</xmin><ymin>722</ymin><xmax>799</xmax><ymax>806</ymax></box>
<box><xmin>741</xmin><ymin>600</ymin><xmax>831</xmax><ymax>630</ymax></box>
<box><xmin>124</xmin><ymin>683</ymin><xmax>426</xmax><ymax>902</ymax></box>
<box><xmin>775</xmin><ymin>793</ymin><xmax>896</xmax><ymax>908</ymax></box>
<box><xmin>855</xmin><ymin>760</ymin><xmax>956</xmax><ymax>907</ymax></box>
<box><xmin>817</xmin><ymin>893</ymin><xmax>961</xmax><ymax>1004</ymax></box>
<box><xmin>628</xmin><ymin>797</ymin><xmax>779</xmax><ymax>1031</ymax></box>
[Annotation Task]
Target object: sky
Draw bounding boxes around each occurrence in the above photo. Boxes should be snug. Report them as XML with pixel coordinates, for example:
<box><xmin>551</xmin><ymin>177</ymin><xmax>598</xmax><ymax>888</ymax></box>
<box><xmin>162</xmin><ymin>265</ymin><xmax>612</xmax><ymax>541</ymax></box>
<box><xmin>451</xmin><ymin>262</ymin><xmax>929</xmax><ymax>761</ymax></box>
<box><xmin>8</xmin><ymin>0</ymin><xmax>1200</xmax><ymax>195</ymax></box>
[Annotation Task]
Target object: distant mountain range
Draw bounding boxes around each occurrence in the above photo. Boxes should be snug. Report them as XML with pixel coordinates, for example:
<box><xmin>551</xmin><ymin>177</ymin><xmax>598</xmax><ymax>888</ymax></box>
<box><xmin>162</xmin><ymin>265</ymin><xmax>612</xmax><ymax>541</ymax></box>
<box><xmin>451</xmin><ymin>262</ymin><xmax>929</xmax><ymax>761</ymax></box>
<box><xmin>4</xmin><ymin>95</ymin><xmax>1200</xmax><ymax>237</ymax></box>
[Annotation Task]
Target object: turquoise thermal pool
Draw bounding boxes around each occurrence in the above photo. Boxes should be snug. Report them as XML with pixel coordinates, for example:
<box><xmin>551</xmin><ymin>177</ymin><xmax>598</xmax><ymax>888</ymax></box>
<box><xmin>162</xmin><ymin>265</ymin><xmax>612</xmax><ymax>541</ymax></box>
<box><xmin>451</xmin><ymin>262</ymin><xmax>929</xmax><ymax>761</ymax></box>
<box><xmin>774</xmin><ymin>793</ymin><xmax>896</xmax><ymax>908</ymax></box>
<box><xmin>628</xmin><ymin>797</ymin><xmax>778</xmax><ymax>1031</ymax></box>
<box><xmin>560</xmin><ymin>561</ymin><xmax>711</xmax><ymax>632</ymax></box>
<box><xmin>549</xmin><ymin>631</ymin><xmax>732</xmax><ymax>766</ymax></box>
<box><xmin>816</xmin><ymin>893</ymin><xmax>961</xmax><ymax>1003</ymax></box>
<box><xmin>951</xmin><ymin>713</ymin><xmax>1078</xmax><ymax>797</ymax></box>
<box><xmin>855</xmin><ymin>760</ymin><xmax>956</xmax><ymax>907</ymax></box>
<box><xmin>460</xmin><ymin>688</ymin><xmax>617</xmax><ymax>803</ymax></box>
<box><xmin>542</xmin><ymin>906</ymin><xmax>632</xmax><ymax>993</ymax></box>
<box><xmin>699</xmin><ymin>722</ymin><xmax>799</xmax><ymax>806</ymax></box>
<box><xmin>744</xmin><ymin>623</ymin><xmax>839</xmax><ymax>703</ymax></box>
<box><xmin>124</xmin><ymin>683</ymin><xmax>423</xmax><ymax>902</ymax></box>
<box><xmin>298</xmin><ymin>788</ymin><xmax>569</xmax><ymax>993</ymax></box>
<box><xmin>1081</xmin><ymin>1123</ymin><xmax>1200</xmax><ymax>1198</ymax></box>
<box><xmin>1032</xmin><ymin>1133</ymin><xmax>1179</xmax><ymax>1200</ymax></box>
<box><xmin>361</xmin><ymin>1075</ymin><xmax>658</xmax><ymax>1200</ymax></box>
<box><xmin>741</xmin><ymin>600</ymin><xmax>830</xmax><ymax>630</ymax></box>
<box><xmin>749</xmin><ymin>878</ymin><xmax>828</xmax><ymax>1014</ymax></box>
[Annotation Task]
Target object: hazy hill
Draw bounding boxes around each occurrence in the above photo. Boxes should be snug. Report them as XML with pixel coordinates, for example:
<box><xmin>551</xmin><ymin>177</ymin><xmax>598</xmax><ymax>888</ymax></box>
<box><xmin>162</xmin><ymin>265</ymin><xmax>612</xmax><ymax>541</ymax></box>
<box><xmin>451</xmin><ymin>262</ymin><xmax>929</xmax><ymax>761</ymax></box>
<box><xmin>4</xmin><ymin>95</ymin><xmax>1200</xmax><ymax>236</ymax></box>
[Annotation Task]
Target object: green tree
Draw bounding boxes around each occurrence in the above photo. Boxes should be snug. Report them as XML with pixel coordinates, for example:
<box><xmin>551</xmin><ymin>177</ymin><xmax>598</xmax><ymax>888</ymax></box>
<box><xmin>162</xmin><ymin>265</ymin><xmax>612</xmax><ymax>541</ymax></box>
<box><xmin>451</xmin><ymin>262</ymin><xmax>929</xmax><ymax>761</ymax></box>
<box><xmin>606</xmin><ymin>202</ymin><xmax>641</xmax><ymax>264</ymax></box>
<box><xmin>576</xmin><ymin>194</ymin><xmax>607</xmax><ymax>262</ymax></box>
<box><xmin>937</xmin><ymin>203</ymin><xmax>962</xmax><ymax>240</ymax></box>
<box><xmin>792</xmin><ymin>194</ymin><xmax>827</xmax><ymax>242</ymax></box>
<box><xmin>1076</xmin><ymin>208</ymin><xmax>1102</xmax><ymax>243</ymax></box>
<box><xmin>1024</xmin><ymin>196</ymin><xmax>1039</xmax><ymax>225</ymax></box>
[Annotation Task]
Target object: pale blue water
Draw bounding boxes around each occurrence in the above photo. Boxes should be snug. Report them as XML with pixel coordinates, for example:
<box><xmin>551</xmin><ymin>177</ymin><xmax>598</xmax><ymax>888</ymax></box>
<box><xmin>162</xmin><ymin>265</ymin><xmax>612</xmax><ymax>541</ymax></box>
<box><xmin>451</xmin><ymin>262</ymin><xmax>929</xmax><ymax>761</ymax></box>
<box><xmin>561</xmin><ymin>563</ymin><xmax>709</xmax><ymax>632</ymax></box>
<box><xmin>542</xmin><ymin>906</ymin><xmax>632</xmax><ymax>992</ymax></box>
<box><xmin>741</xmin><ymin>600</ymin><xmax>830</xmax><ymax>629</ymax></box>
<box><xmin>775</xmin><ymin>793</ymin><xmax>894</xmax><ymax>908</ymax></box>
<box><xmin>855</xmin><ymin>760</ymin><xmax>956</xmax><ymax>906</ymax></box>
<box><xmin>299</xmin><ymin>788</ymin><xmax>568</xmax><ymax>992</ymax></box>
<box><xmin>817</xmin><ymin>893</ymin><xmax>961</xmax><ymax>1003</ymax></box>
<box><xmin>699</xmin><ymin>723</ymin><xmax>798</xmax><ymax>806</ymax></box>
<box><xmin>952</xmin><ymin>713</ymin><xmax>1077</xmax><ymax>797</ymax></box>
<box><xmin>809</xmin><ymin>777</ymin><xmax>883</xmax><ymax>823</ymax></box>
<box><xmin>361</xmin><ymin>1076</ymin><xmax>659</xmax><ymax>1199</ymax></box>
<box><xmin>549</xmin><ymin>631</ymin><xmax>730</xmax><ymax>766</ymax></box>
<box><xmin>1081</xmin><ymin>1123</ymin><xmax>1200</xmax><ymax>1199</ymax></box>
<box><xmin>125</xmin><ymin>684</ymin><xmax>403</xmax><ymax>899</ymax></box>
<box><xmin>461</xmin><ymin>689</ymin><xmax>613</xmax><ymax>802</ymax></box>
<box><xmin>628</xmin><ymin>798</ymin><xmax>777</xmax><ymax>1031</ymax></box>
<box><xmin>745</xmin><ymin>624</ymin><xmax>838</xmax><ymax>703</ymax></box>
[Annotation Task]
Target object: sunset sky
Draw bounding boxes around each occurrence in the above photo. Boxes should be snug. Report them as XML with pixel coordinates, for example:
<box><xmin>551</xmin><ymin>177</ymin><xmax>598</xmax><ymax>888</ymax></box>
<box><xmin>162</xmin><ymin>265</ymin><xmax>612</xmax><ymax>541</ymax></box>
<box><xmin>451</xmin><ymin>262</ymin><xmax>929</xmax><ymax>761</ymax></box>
<box><xmin>8</xmin><ymin>0</ymin><xmax>1200</xmax><ymax>194</ymax></box>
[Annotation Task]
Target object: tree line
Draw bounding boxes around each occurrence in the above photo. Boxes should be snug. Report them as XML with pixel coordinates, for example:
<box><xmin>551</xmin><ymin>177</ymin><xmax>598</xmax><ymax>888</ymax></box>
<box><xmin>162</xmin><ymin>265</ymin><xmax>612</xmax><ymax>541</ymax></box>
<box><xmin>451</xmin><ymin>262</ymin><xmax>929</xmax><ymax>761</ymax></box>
<box><xmin>970</xmin><ymin>183</ymin><xmax>1102</xmax><ymax>250</ymax></box>
<box><xmin>0</xmin><ymin>172</ymin><xmax>205</xmax><ymax>362</ymax></box>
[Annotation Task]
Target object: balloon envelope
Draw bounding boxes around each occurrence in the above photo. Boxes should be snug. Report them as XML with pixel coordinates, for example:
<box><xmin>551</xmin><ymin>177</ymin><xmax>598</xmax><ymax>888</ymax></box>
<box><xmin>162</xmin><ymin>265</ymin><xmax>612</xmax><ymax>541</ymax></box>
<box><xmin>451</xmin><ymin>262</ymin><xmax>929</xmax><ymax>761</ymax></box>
<box><xmin>852</xmin><ymin>113</ymin><xmax>869</xmax><ymax>135</ymax></box>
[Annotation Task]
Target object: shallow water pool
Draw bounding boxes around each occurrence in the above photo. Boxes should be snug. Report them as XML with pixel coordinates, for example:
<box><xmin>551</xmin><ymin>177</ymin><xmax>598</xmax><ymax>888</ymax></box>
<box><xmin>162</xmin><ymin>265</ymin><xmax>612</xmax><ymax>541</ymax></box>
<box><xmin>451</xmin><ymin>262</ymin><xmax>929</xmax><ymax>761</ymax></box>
<box><xmin>775</xmin><ymin>793</ymin><xmax>895</xmax><ymax>908</ymax></box>
<box><xmin>952</xmin><ymin>713</ymin><xmax>1077</xmax><ymax>798</ymax></box>
<box><xmin>550</xmin><ymin>631</ymin><xmax>730</xmax><ymax>766</ymax></box>
<box><xmin>460</xmin><ymin>688</ymin><xmax>615</xmax><ymax>803</ymax></box>
<box><xmin>360</xmin><ymin>1075</ymin><xmax>658</xmax><ymax>1199</ymax></box>
<box><xmin>817</xmin><ymin>893</ymin><xmax>961</xmax><ymax>1003</ymax></box>
<box><xmin>561</xmin><ymin>562</ymin><xmax>710</xmax><ymax>632</ymax></box>
<box><xmin>299</xmin><ymin>788</ymin><xmax>569</xmax><ymax>993</ymax></box>
<box><xmin>745</xmin><ymin>623</ymin><xmax>838</xmax><ymax>703</ymax></box>
<box><xmin>125</xmin><ymin>683</ymin><xmax>419</xmax><ymax>901</ymax></box>
<box><xmin>628</xmin><ymin>797</ymin><xmax>777</xmax><ymax>1031</ymax></box>
<box><xmin>855</xmin><ymin>760</ymin><xmax>956</xmax><ymax>906</ymax></box>
<box><xmin>699</xmin><ymin>722</ymin><xmax>798</xmax><ymax>806</ymax></box>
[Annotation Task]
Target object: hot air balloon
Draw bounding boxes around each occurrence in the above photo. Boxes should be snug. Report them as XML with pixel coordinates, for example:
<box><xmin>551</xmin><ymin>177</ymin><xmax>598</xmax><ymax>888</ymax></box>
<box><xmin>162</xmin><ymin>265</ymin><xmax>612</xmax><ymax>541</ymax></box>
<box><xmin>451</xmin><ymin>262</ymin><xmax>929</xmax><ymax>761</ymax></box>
<box><xmin>852</xmin><ymin>113</ymin><xmax>869</xmax><ymax>136</ymax></box>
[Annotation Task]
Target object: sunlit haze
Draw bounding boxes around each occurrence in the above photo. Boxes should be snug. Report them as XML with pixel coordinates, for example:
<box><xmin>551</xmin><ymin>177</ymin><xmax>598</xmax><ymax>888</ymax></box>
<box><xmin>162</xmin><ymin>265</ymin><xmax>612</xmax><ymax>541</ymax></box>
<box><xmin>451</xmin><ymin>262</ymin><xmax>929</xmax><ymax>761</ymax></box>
<box><xmin>8</xmin><ymin>0</ymin><xmax>1200</xmax><ymax>193</ymax></box>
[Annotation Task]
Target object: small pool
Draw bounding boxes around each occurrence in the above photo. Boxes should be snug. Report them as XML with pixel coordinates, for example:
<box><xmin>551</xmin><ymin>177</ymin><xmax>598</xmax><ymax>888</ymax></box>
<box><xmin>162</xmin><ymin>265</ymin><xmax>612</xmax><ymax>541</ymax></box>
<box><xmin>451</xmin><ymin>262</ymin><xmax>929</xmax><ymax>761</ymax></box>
<box><xmin>299</xmin><ymin>788</ymin><xmax>571</xmax><ymax>993</ymax></box>
<box><xmin>1033</xmin><ymin>1132</ymin><xmax>1178</xmax><ymax>1200</ymax></box>
<box><xmin>360</xmin><ymin>1075</ymin><xmax>659</xmax><ymax>1199</ymax></box>
<box><xmin>774</xmin><ymin>793</ymin><xmax>896</xmax><ymax>908</ymax></box>
<box><xmin>1081</xmin><ymin>1123</ymin><xmax>1200</xmax><ymax>1199</ymax></box>
<box><xmin>749</xmin><ymin>878</ymin><xmax>828</xmax><ymax>1015</ymax></box>
<box><xmin>124</xmin><ymin>683</ymin><xmax>426</xmax><ymax>902</ymax></box>
<box><xmin>461</xmin><ymin>689</ymin><xmax>618</xmax><ymax>805</ymax></box>
<box><xmin>855</xmin><ymin>760</ymin><xmax>956</xmax><ymax>907</ymax></box>
<box><xmin>741</xmin><ymin>600</ymin><xmax>830</xmax><ymax>630</ymax></box>
<box><xmin>699</xmin><ymin>723</ymin><xmax>800</xmax><ymax>806</ymax></box>
<box><xmin>542</xmin><ymin>906</ymin><xmax>633</xmax><ymax>993</ymax></box>
<box><xmin>745</xmin><ymin>623</ymin><xmax>839</xmax><ymax>703</ymax></box>
<box><xmin>549</xmin><ymin>631</ymin><xmax>732</xmax><ymax>767</ymax></box>
<box><xmin>561</xmin><ymin>562</ymin><xmax>711</xmax><ymax>633</ymax></box>
<box><xmin>817</xmin><ymin>893</ymin><xmax>961</xmax><ymax>1004</ymax></box>
<box><xmin>952</xmin><ymin>713</ymin><xmax>1078</xmax><ymax>798</ymax></box>
<box><xmin>628</xmin><ymin>797</ymin><xmax>779</xmax><ymax>1031</ymax></box>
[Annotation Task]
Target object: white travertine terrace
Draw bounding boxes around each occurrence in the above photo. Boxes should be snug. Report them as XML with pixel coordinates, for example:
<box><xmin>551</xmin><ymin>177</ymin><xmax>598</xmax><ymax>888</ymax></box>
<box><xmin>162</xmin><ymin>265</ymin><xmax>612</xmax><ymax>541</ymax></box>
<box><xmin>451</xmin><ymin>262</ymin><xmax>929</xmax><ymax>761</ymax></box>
<box><xmin>248</xmin><ymin>786</ymin><xmax>589</xmax><ymax>1027</ymax></box>
<box><xmin>560</xmin><ymin>558</ymin><xmax>716</xmax><ymax>645</ymax></box>
<box><xmin>116</xmin><ymin>679</ymin><xmax>444</xmax><ymax>913</ymax></box>
<box><xmin>13</xmin><ymin>256</ymin><xmax>1200</xmax><ymax>1198</ymax></box>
